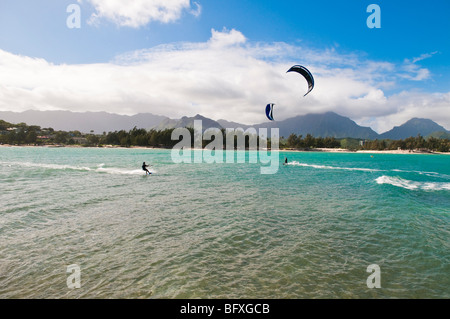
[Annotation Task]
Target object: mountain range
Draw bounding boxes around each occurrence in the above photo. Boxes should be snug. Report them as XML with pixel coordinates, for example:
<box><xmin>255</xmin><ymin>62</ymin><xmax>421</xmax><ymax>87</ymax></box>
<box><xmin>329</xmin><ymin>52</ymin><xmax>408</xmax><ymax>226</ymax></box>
<box><xmin>0</xmin><ymin>110</ymin><xmax>167</xmax><ymax>134</ymax></box>
<box><xmin>0</xmin><ymin>110</ymin><xmax>448</xmax><ymax>140</ymax></box>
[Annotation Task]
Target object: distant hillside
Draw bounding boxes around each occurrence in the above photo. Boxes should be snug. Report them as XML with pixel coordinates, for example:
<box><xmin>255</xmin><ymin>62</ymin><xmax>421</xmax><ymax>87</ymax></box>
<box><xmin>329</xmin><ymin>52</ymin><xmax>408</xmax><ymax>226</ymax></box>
<box><xmin>426</xmin><ymin>131</ymin><xmax>450</xmax><ymax>140</ymax></box>
<box><xmin>154</xmin><ymin>114</ymin><xmax>223</xmax><ymax>132</ymax></box>
<box><xmin>1</xmin><ymin>110</ymin><xmax>448</xmax><ymax>140</ymax></box>
<box><xmin>0</xmin><ymin>110</ymin><xmax>168</xmax><ymax>133</ymax></box>
<box><xmin>152</xmin><ymin>117</ymin><xmax>180</xmax><ymax>131</ymax></box>
<box><xmin>171</xmin><ymin>112</ymin><xmax>378</xmax><ymax>139</ymax></box>
<box><xmin>380</xmin><ymin>118</ymin><xmax>449</xmax><ymax>140</ymax></box>
<box><xmin>217</xmin><ymin>119</ymin><xmax>252</xmax><ymax>130</ymax></box>
<box><xmin>253</xmin><ymin>112</ymin><xmax>379</xmax><ymax>139</ymax></box>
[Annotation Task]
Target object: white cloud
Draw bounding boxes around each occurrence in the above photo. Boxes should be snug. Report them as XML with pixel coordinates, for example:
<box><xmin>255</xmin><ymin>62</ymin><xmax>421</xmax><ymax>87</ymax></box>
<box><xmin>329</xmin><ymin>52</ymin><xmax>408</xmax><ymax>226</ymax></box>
<box><xmin>400</xmin><ymin>61</ymin><xmax>431</xmax><ymax>81</ymax></box>
<box><xmin>82</xmin><ymin>0</ymin><xmax>198</xmax><ymax>28</ymax></box>
<box><xmin>189</xmin><ymin>1</ymin><xmax>202</xmax><ymax>18</ymax></box>
<box><xmin>356</xmin><ymin>92</ymin><xmax>450</xmax><ymax>133</ymax></box>
<box><xmin>412</xmin><ymin>51</ymin><xmax>438</xmax><ymax>63</ymax></box>
<box><xmin>209</xmin><ymin>28</ymin><xmax>247</xmax><ymax>48</ymax></box>
<box><xmin>0</xmin><ymin>29</ymin><xmax>448</xmax><ymax>132</ymax></box>
<box><xmin>399</xmin><ymin>52</ymin><xmax>438</xmax><ymax>81</ymax></box>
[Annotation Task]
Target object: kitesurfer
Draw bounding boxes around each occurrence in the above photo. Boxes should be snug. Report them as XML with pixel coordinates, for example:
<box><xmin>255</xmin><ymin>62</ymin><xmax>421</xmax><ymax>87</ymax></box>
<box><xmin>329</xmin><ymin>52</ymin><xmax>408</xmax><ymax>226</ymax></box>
<box><xmin>142</xmin><ymin>162</ymin><xmax>151</xmax><ymax>175</ymax></box>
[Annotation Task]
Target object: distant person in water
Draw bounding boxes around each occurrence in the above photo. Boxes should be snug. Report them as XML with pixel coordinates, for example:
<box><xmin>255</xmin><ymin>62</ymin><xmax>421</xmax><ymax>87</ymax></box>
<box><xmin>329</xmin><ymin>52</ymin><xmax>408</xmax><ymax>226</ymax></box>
<box><xmin>284</xmin><ymin>157</ymin><xmax>288</xmax><ymax>165</ymax></box>
<box><xmin>142</xmin><ymin>162</ymin><xmax>151</xmax><ymax>175</ymax></box>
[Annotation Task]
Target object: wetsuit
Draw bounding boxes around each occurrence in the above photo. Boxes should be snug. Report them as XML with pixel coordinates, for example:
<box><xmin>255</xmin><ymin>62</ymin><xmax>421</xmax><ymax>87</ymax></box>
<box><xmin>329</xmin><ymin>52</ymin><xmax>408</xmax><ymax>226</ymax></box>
<box><xmin>142</xmin><ymin>162</ymin><xmax>151</xmax><ymax>174</ymax></box>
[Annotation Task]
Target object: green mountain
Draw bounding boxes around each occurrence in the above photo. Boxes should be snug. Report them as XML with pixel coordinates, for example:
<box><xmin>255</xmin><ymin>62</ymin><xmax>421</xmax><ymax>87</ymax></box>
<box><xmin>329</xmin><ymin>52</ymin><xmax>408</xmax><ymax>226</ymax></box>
<box><xmin>254</xmin><ymin>112</ymin><xmax>379</xmax><ymax>139</ymax></box>
<box><xmin>379</xmin><ymin>118</ymin><xmax>449</xmax><ymax>140</ymax></box>
<box><xmin>426</xmin><ymin>131</ymin><xmax>450</xmax><ymax>139</ymax></box>
<box><xmin>216</xmin><ymin>119</ymin><xmax>251</xmax><ymax>130</ymax></box>
<box><xmin>2</xmin><ymin>110</ymin><xmax>448</xmax><ymax>141</ymax></box>
<box><xmin>153</xmin><ymin>114</ymin><xmax>223</xmax><ymax>132</ymax></box>
<box><xmin>0</xmin><ymin>110</ymin><xmax>168</xmax><ymax>134</ymax></box>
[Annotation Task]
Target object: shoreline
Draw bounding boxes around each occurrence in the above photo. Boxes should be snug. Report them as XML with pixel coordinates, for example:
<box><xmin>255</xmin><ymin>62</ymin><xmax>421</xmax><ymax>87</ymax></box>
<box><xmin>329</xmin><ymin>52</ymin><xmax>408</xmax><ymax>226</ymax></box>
<box><xmin>265</xmin><ymin>147</ymin><xmax>450</xmax><ymax>155</ymax></box>
<box><xmin>1</xmin><ymin>143</ymin><xmax>449</xmax><ymax>155</ymax></box>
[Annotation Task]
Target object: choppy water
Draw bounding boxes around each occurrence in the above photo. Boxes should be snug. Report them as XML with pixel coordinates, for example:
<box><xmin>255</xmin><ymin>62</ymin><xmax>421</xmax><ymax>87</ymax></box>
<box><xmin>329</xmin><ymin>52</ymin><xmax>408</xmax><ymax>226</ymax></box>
<box><xmin>0</xmin><ymin>147</ymin><xmax>449</xmax><ymax>298</ymax></box>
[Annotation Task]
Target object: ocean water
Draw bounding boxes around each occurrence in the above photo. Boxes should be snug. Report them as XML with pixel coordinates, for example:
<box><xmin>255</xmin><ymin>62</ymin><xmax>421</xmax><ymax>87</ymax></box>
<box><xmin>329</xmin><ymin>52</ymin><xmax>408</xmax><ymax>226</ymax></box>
<box><xmin>0</xmin><ymin>146</ymin><xmax>449</xmax><ymax>298</ymax></box>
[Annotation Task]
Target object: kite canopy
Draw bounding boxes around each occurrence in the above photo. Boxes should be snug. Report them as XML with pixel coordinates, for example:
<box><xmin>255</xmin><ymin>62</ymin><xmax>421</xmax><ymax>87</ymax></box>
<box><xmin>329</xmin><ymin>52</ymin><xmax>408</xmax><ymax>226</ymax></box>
<box><xmin>263</xmin><ymin>65</ymin><xmax>313</xmax><ymax>121</ymax></box>
<box><xmin>265</xmin><ymin>103</ymin><xmax>275</xmax><ymax>121</ymax></box>
<box><xmin>287</xmin><ymin>65</ymin><xmax>314</xmax><ymax>96</ymax></box>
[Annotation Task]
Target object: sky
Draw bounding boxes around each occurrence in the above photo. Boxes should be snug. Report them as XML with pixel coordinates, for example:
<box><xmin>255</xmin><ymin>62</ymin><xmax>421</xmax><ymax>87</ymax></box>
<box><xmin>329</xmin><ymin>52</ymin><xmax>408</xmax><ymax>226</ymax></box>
<box><xmin>0</xmin><ymin>0</ymin><xmax>449</xmax><ymax>133</ymax></box>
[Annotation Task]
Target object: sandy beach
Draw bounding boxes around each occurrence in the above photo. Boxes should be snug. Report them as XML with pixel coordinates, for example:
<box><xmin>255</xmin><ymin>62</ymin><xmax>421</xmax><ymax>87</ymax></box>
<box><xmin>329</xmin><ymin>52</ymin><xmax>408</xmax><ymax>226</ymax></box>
<box><xmin>281</xmin><ymin>147</ymin><xmax>450</xmax><ymax>155</ymax></box>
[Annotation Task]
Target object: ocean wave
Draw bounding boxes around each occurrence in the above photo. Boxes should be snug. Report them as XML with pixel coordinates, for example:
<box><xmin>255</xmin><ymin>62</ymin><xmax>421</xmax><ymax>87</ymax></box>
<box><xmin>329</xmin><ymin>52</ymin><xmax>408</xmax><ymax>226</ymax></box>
<box><xmin>391</xmin><ymin>169</ymin><xmax>450</xmax><ymax>180</ymax></box>
<box><xmin>286</xmin><ymin>161</ymin><xmax>450</xmax><ymax>180</ymax></box>
<box><xmin>286</xmin><ymin>161</ymin><xmax>384</xmax><ymax>172</ymax></box>
<box><xmin>375</xmin><ymin>175</ymin><xmax>450</xmax><ymax>191</ymax></box>
<box><xmin>95</xmin><ymin>167</ymin><xmax>146</xmax><ymax>175</ymax></box>
<box><xmin>0</xmin><ymin>161</ymin><xmax>150</xmax><ymax>175</ymax></box>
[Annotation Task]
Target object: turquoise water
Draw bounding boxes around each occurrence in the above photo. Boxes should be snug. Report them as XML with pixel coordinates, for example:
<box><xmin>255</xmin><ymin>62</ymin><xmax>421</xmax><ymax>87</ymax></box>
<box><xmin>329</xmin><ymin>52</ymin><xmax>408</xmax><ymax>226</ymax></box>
<box><xmin>0</xmin><ymin>146</ymin><xmax>449</xmax><ymax>298</ymax></box>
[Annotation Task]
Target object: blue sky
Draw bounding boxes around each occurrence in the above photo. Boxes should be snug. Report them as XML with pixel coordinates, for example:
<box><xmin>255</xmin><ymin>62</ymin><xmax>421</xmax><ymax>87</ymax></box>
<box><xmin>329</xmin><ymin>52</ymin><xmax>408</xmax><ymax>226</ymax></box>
<box><xmin>0</xmin><ymin>0</ymin><xmax>449</xmax><ymax>132</ymax></box>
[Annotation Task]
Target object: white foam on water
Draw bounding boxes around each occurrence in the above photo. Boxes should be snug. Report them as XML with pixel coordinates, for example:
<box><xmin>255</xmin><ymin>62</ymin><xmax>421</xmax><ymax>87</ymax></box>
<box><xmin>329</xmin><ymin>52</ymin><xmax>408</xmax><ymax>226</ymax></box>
<box><xmin>95</xmin><ymin>167</ymin><xmax>146</xmax><ymax>175</ymax></box>
<box><xmin>287</xmin><ymin>161</ymin><xmax>450</xmax><ymax>180</ymax></box>
<box><xmin>0</xmin><ymin>161</ymin><xmax>152</xmax><ymax>176</ymax></box>
<box><xmin>375</xmin><ymin>175</ymin><xmax>450</xmax><ymax>191</ymax></box>
<box><xmin>287</xmin><ymin>161</ymin><xmax>384</xmax><ymax>172</ymax></box>
<box><xmin>391</xmin><ymin>169</ymin><xmax>450</xmax><ymax>179</ymax></box>
<box><xmin>4</xmin><ymin>161</ymin><xmax>93</xmax><ymax>172</ymax></box>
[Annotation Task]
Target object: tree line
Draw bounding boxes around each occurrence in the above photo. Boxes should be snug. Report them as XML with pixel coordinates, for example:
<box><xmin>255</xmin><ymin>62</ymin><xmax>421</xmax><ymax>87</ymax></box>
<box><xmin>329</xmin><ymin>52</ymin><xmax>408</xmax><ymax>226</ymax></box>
<box><xmin>1</xmin><ymin>119</ymin><xmax>449</xmax><ymax>152</ymax></box>
<box><xmin>284</xmin><ymin>133</ymin><xmax>341</xmax><ymax>149</ymax></box>
<box><xmin>282</xmin><ymin>133</ymin><xmax>449</xmax><ymax>152</ymax></box>
<box><xmin>101</xmin><ymin>127</ymin><xmax>269</xmax><ymax>149</ymax></box>
<box><xmin>360</xmin><ymin>135</ymin><xmax>450</xmax><ymax>152</ymax></box>
<box><xmin>0</xmin><ymin>121</ymin><xmax>266</xmax><ymax>149</ymax></box>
